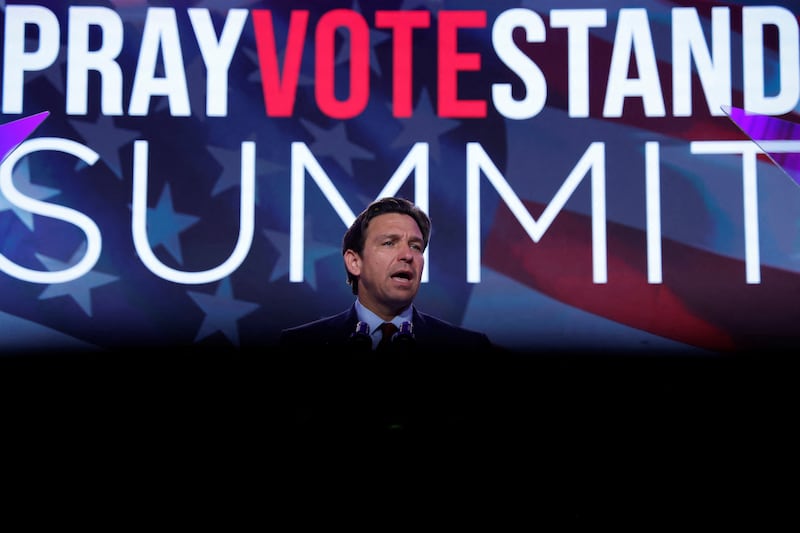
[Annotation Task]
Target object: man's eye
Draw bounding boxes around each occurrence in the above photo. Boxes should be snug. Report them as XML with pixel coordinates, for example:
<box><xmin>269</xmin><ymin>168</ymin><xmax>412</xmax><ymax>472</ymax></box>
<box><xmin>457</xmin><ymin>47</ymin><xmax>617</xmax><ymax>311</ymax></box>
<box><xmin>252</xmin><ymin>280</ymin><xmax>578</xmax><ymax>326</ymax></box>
<box><xmin>411</xmin><ymin>244</ymin><xmax>422</xmax><ymax>251</ymax></box>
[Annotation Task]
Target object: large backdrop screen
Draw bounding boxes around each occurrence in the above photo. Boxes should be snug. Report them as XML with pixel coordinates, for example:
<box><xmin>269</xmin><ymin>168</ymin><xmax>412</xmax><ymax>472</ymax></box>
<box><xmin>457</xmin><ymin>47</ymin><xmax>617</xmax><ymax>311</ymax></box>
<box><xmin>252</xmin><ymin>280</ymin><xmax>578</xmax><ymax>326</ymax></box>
<box><xmin>1</xmin><ymin>0</ymin><xmax>799</xmax><ymax>355</ymax></box>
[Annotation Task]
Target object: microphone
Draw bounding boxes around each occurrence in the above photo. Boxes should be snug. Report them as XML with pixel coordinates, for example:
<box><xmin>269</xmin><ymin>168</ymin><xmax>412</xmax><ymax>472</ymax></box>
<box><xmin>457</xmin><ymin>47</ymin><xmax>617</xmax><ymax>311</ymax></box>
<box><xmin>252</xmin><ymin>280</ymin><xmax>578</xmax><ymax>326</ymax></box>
<box><xmin>348</xmin><ymin>321</ymin><xmax>372</xmax><ymax>351</ymax></box>
<box><xmin>391</xmin><ymin>321</ymin><xmax>415</xmax><ymax>348</ymax></box>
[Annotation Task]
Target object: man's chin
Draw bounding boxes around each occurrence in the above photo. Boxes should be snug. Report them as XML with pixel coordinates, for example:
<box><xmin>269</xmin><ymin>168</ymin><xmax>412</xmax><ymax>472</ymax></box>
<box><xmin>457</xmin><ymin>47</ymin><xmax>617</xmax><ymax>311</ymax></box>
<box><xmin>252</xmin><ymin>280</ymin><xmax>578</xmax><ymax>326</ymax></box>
<box><xmin>388</xmin><ymin>294</ymin><xmax>415</xmax><ymax>310</ymax></box>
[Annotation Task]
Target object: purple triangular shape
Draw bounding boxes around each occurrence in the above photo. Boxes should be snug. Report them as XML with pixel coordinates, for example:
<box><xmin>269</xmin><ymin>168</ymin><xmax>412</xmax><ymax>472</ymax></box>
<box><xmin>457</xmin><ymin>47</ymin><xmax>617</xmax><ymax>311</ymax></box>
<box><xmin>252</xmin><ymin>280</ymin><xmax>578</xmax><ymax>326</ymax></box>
<box><xmin>0</xmin><ymin>111</ymin><xmax>50</xmax><ymax>164</ymax></box>
<box><xmin>722</xmin><ymin>105</ymin><xmax>800</xmax><ymax>188</ymax></box>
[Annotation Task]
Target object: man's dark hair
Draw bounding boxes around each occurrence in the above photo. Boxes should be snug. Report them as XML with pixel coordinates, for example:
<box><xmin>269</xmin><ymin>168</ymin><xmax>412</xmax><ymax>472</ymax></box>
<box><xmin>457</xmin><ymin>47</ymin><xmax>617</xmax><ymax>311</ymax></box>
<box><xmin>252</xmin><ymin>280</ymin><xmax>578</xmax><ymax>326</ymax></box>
<box><xmin>342</xmin><ymin>197</ymin><xmax>431</xmax><ymax>295</ymax></box>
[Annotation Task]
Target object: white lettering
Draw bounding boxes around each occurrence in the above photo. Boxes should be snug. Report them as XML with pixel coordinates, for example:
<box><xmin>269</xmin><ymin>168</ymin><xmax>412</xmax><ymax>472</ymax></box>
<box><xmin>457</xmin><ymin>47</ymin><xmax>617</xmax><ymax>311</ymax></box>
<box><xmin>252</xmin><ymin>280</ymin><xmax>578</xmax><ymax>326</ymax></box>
<box><xmin>604</xmin><ymin>9</ymin><xmax>665</xmax><ymax>117</ymax></box>
<box><xmin>0</xmin><ymin>137</ymin><xmax>102</xmax><ymax>283</ymax></box>
<box><xmin>672</xmin><ymin>7</ymin><xmax>731</xmax><ymax>117</ymax></box>
<box><xmin>129</xmin><ymin>8</ymin><xmax>190</xmax><ymax>116</ymax></box>
<box><xmin>467</xmin><ymin>142</ymin><xmax>607</xmax><ymax>283</ymax></box>
<box><xmin>66</xmin><ymin>6</ymin><xmax>124</xmax><ymax>115</ymax></box>
<box><xmin>491</xmin><ymin>8</ymin><xmax>547</xmax><ymax>120</ymax></box>
<box><xmin>550</xmin><ymin>9</ymin><xmax>607</xmax><ymax>118</ymax></box>
<box><xmin>645</xmin><ymin>141</ymin><xmax>662</xmax><ymax>283</ymax></box>
<box><xmin>188</xmin><ymin>8</ymin><xmax>248</xmax><ymax>117</ymax></box>
<box><xmin>131</xmin><ymin>140</ymin><xmax>255</xmax><ymax>283</ymax></box>
<box><xmin>2</xmin><ymin>5</ymin><xmax>60</xmax><ymax>114</ymax></box>
<box><xmin>743</xmin><ymin>6</ymin><xmax>800</xmax><ymax>115</ymax></box>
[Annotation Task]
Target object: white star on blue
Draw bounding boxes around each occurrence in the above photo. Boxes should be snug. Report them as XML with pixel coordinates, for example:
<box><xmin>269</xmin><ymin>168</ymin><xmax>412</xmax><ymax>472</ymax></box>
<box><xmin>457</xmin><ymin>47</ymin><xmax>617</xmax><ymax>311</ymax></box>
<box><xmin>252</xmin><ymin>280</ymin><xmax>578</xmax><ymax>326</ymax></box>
<box><xmin>300</xmin><ymin>119</ymin><xmax>374</xmax><ymax>175</ymax></box>
<box><xmin>390</xmin><ymin>88</ymin><xmax>460</xmax><ymax>162</ymax></box>
<box><xmin>36</xmin><ymin>245</ymin><xmax>118</xmax><ymax>316</ymax></box>
<box><xmin>143</xmin><ymin>183</ymin><xmax>201</xmax><ymax>266</ymax></box>
<box><xmin>187</xmin><ymin>277</ymin><xmax>260</xmax><ymax>346</ymax></box>
<box><xmin>263</xmin><ymin>224</ymin><xmax>340</xmax><ymax>290</ymax></box>
<box><xmin>69</xmin><ymin>115</ymin><xmax>141</xmax><ymax>179</ymax></box>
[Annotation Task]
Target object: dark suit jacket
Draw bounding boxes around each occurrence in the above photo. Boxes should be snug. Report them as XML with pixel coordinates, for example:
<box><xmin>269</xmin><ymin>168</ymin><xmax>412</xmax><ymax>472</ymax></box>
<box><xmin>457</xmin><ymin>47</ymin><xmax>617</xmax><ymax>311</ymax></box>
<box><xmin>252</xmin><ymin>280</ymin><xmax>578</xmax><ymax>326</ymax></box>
<box><xmin>275</xmin><ymin>304</ymin><xmax>504</xmax><ymax>432</ymax></box>
<box><xmin>278</xmin><ymin>304</ymin><xmax>492</xmax><ymax>354</ymax></box>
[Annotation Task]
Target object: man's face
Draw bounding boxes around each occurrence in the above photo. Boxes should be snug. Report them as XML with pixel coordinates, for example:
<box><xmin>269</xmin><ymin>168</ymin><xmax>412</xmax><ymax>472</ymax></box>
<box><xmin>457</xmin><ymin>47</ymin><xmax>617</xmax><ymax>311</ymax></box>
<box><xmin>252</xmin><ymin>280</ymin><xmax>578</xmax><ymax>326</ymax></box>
<box><xmin>344</xmin><ymin>213</ymin><xmax>425</xmax><ymax>320</ymax></box>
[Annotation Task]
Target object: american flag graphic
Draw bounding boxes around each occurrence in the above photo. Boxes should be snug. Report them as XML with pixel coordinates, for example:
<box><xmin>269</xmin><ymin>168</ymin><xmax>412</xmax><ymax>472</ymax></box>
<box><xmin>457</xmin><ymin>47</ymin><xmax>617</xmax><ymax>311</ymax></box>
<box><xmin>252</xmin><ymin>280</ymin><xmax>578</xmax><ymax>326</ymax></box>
<box><xmin>1</xmin><ymin>0</ymin><xmax>799</xmax><ymax>357</ymax></box>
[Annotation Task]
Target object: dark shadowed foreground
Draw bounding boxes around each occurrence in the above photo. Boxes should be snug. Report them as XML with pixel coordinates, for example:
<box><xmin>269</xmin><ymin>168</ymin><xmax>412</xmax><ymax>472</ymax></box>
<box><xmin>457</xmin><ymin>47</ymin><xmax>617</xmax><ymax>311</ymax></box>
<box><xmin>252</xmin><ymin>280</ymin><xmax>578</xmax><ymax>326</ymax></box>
<box><xmin>1</xmin><ymin>344</ymin><xmax>793</xmax><ymax>525</ymax></box>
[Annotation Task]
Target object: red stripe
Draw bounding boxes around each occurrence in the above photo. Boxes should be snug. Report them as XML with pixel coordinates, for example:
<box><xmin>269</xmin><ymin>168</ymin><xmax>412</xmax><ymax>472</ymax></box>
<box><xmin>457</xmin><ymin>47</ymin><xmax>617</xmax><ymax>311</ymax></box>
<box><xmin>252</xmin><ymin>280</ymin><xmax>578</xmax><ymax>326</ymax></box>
<box><xmin>484</xmin><ymin>201</ymin><xmax>800</xmax><ymax>352</ymax></box>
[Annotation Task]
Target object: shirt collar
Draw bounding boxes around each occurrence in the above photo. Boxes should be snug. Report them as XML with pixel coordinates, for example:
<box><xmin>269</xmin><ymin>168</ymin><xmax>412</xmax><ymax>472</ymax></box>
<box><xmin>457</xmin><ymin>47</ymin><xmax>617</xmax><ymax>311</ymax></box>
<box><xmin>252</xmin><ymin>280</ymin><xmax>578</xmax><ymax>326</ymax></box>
<box><xmin>354</xmin><ymin>299</ymin><xmax>413</xmax><ymax>339</ymax></box>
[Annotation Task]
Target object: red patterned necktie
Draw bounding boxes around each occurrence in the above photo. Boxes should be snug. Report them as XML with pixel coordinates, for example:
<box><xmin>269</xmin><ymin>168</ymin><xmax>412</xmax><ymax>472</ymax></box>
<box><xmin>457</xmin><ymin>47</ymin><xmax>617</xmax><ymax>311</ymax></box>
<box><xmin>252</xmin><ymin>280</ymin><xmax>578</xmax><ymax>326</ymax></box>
<box><xmin>376</xmin><ymin>322</ymin><xmax>398</xmax><ymax>351</ymax></box>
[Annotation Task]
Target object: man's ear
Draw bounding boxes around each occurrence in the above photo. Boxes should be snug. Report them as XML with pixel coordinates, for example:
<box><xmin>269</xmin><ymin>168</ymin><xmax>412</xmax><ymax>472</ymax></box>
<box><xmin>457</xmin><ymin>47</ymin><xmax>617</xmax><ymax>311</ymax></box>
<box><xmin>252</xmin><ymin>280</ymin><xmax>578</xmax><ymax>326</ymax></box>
<box><xmin>343</xmin><ymin>249</ymin><xmax>361</xmax><ymax>276</ymax></box>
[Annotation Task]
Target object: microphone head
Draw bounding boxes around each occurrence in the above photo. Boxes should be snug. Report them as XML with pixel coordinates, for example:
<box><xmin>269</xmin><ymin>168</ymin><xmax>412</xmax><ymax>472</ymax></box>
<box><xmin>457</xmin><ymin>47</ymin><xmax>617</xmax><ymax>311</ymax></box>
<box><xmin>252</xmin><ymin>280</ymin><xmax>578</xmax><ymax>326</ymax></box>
<box><xmin>349</xmin><ymin>321</ymin><xmax>372</xmax><ymax>350</ymax></box>
<box><xmin>392</xmin><ymin>321</ymin><xmax>415</xmax><ymax>346</ymax></box>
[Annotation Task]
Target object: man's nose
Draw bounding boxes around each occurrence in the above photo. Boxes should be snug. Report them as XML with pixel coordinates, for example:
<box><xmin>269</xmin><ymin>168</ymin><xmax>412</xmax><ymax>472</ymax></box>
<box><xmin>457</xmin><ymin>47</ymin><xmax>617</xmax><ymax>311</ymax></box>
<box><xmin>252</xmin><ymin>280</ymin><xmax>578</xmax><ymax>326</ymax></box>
<box><xmin>398</xmin><ymin>243</ymin><xmax>414</xmax><ymax>260</ymax></box>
